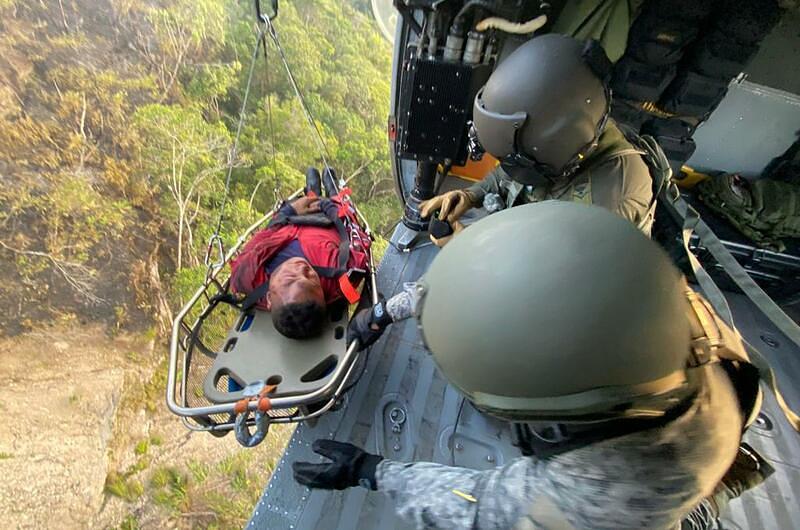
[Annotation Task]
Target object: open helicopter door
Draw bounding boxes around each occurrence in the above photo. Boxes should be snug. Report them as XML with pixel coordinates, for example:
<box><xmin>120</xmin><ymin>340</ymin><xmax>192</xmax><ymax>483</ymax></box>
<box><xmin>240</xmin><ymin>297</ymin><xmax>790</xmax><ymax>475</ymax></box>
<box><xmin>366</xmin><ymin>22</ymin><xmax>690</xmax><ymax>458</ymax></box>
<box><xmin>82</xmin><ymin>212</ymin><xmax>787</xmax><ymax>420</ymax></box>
<box><xmin>250</xmin><ymin>1</ymin><xmax>800</xmax><ymax>529</ymax></box>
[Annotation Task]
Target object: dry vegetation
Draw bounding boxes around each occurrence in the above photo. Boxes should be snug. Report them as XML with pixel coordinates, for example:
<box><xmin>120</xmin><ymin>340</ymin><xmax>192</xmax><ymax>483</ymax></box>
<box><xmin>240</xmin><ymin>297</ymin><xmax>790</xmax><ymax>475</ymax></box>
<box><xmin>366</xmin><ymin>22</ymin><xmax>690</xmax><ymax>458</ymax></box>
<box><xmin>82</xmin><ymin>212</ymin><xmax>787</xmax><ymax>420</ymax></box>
<box><xmin>0</xmin><ymin>0</ymin><xmax>395</xmax><ymax>527</ymax></box>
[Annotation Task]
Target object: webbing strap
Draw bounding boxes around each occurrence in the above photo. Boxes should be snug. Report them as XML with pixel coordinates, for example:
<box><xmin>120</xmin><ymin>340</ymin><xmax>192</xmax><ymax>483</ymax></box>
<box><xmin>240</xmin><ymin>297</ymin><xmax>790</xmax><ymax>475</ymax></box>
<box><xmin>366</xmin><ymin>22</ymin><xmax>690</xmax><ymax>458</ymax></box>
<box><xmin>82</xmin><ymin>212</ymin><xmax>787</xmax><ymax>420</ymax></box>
<box><xmin>663</xmin><ymin>184</ymin><xmax>800</xmax><ymax>346</ymax></box>
<box><xmin>662</xmin><ymin>184</ymin><xmax>800</xmax><ymax>432</ymax></box>
<box><xmin>241</xmin><ymin>281</ymin><xmax>270</xmax><ymax>312</ymax></box>
<box><xmin>309</xmin><ymin>211</ymin><xmax>351</xmax><ymax>278</ymax></box>
<box><xmin>338</xmin><ymin>275</ymin><xmax>361</xmax><ymax>305</ymax></box>
<box><xmin>680</xmin><ymin>204</ymin><xmax>734</xmax><ymax>327</ymax></box>
<box><xmin>638</xmin><ymin>135</ymin><xmax>670</xmax><ymax>230</ymax></box>
<box><xmin>241</xmin><ymin>201</ymin><xmax>354</xmax><ymax>310</ymax></box>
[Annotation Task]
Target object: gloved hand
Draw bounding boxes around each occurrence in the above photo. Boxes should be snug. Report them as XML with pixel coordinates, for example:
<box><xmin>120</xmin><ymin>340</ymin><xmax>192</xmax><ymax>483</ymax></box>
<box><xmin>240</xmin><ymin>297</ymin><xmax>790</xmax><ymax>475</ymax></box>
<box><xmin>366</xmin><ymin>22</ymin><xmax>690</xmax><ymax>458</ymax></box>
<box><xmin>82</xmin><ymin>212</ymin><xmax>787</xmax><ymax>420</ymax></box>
<box><xmin>292</xmin><ymin>440</ymin><xmax>383</xmax><ymax>490</ymax></box>
<box><xmin>347</xmin><ymin>297</ymin><xmax>393</xmax><ymax>350</ymax></box>
<box><xmin>419</xmin><ymin>189</ymin><xmax>478</xmax><ymax>224</ymax></box>
<box><xmin>431</xmin><ymin>220</ymin><xmax>464</xmax><ymax>248</ymax></box>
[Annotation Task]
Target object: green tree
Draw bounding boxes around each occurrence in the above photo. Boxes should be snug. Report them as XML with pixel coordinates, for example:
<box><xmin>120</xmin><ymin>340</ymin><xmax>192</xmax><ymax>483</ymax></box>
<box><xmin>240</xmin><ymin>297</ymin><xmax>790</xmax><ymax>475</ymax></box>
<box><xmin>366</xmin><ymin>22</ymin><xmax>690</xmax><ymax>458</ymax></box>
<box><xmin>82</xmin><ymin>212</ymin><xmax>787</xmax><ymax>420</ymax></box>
<box><xmin>133</xmin><ymin>0</ymin><xmax>227</xmax><ymax>101</ymax></box>
<box><xmin>225</xmin><ymin>0</ymin><xmax>398</xmax><ymax>235</ymax></box>
<box><xmin>129</xmin><ymin>104</ymin><xmax>232</xmax><ymax>269</ymax></box>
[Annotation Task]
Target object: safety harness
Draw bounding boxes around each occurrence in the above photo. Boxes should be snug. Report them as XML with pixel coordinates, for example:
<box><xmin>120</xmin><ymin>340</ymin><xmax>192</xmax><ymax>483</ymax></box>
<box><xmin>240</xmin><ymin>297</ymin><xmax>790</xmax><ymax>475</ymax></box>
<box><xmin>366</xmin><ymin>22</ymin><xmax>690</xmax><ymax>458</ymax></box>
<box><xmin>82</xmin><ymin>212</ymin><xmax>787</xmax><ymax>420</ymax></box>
<box><xmin>237</xmin><ymin>192</ymin><xmax>367</xmax><ymax>312</ymax></box>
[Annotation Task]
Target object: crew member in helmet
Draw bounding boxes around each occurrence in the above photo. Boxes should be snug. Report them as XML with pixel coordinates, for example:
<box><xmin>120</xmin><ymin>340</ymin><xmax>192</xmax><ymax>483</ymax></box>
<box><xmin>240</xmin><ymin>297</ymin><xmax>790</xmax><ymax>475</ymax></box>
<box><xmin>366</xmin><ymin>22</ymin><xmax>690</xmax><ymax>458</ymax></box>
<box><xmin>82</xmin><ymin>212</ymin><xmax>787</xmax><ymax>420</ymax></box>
<box><xmin>421</xmin><ymin>34</ymin><xmax>655</xmax><ymax>245</ymax></box>
<box><xmin>293</xmin><ymin>202</ymin><xmax>781</xmax><ymax>530</ymax></box>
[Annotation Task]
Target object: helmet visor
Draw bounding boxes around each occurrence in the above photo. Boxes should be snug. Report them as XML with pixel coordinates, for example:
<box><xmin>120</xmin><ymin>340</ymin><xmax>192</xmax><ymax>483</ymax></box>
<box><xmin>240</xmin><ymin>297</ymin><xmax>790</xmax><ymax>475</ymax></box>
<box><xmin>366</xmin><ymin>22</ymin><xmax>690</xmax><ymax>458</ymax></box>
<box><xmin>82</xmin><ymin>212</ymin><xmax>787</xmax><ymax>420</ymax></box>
<box><xmin>472</xmin><ymin>87</ymin><xmax>527</xmax><ymax>160</ymax></box>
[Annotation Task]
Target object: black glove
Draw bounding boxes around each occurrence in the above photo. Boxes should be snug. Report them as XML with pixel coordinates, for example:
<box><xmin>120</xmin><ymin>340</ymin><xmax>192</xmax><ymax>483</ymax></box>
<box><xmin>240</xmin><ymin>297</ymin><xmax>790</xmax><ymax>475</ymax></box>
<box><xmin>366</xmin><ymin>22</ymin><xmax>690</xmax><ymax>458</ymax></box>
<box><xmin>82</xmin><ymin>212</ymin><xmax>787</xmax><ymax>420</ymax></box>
<box><xmin>347</xmin><ymin>298</ymin><xmax>393</xmax><ymax>351</ymax></box>
<box><xmin>292</xmin><ymin>440</ymin><xmax>383</xmax><ymax>490</ymax></box>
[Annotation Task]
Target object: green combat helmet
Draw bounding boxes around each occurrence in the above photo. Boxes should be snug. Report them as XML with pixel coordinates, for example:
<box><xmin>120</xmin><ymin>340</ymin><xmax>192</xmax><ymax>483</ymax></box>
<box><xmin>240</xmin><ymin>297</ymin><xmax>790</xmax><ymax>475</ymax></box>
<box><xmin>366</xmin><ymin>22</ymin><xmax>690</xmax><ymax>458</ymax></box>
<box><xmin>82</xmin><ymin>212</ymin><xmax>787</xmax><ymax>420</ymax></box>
<box><xmin>419</xmin><ymin>201</ymin><xmax>702</xmax><ymax>424</ymax></box>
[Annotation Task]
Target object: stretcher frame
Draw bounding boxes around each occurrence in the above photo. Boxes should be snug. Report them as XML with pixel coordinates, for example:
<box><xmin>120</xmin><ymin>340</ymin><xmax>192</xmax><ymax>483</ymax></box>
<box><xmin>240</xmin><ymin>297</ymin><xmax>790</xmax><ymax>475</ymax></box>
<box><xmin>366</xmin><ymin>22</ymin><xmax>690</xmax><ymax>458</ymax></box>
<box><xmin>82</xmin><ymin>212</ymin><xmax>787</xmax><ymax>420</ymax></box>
<box><xmin>166</xmin><ymin>189</ymin><xmax>378</xmax><ymax>439</ymax></box>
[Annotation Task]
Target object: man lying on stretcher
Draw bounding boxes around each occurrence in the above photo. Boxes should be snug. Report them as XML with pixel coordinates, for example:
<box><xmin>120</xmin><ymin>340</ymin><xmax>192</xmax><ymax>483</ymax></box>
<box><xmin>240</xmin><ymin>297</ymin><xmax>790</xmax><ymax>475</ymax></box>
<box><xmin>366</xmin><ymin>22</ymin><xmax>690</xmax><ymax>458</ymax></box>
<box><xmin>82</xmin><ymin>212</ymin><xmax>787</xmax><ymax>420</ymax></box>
<box><xmin>229</xmin><ymin>167</ymin><xmax>371</xmax><ymax>339</ymax></box>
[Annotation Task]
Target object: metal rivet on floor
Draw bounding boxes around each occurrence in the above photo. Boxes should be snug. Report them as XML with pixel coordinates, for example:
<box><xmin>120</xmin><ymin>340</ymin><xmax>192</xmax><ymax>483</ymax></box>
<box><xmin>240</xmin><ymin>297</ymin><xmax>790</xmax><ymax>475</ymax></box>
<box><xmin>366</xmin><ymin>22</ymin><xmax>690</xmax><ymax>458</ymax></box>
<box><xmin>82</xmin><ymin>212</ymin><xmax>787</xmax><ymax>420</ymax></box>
<box><xmin>753</xmin><ymin>412</ymin><xmax>774</xmax><ymax>432</ymax></box>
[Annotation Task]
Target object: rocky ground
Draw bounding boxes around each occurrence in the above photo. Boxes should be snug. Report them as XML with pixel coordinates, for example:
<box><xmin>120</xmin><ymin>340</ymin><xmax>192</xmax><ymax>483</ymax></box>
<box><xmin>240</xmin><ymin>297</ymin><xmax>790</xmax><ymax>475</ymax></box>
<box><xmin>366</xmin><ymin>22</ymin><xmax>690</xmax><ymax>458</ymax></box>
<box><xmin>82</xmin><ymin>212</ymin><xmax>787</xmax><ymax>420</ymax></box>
<box><xmin>0</xmin><ymin>321</ymin><xmax>292</xmax><ymax>530</ymax></box>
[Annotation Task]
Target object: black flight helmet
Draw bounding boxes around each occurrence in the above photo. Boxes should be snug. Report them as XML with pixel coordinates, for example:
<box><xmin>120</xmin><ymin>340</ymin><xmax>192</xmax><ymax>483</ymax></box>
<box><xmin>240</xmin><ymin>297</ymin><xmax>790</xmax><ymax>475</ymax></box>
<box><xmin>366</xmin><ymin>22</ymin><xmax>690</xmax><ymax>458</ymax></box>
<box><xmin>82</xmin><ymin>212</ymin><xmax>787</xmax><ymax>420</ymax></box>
<box><xmin>471</xmin><ymin>34</ymin><xmax>613</xmax><ymax>185</ymax></box>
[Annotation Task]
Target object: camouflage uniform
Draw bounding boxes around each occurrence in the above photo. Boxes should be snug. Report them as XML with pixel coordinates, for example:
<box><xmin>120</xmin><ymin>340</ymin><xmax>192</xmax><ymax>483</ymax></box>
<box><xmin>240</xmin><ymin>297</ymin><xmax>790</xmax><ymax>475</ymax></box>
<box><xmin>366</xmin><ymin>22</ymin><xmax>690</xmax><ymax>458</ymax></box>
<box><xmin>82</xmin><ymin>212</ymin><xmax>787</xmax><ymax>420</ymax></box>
<box><xmin>372</xmin><ymin>364</ymin><xmax>741</xmax><ymax>530</ymax></box>
<box><xmin>385</xmin><ymin>283</ymin><xmax>424</xmax><ymax>322</ymax></box>
<box><xmin>382</xmin><ymin>288</ymin><xmax>741</xmax><ymax>530</ymax></box>
<box><xmin>467</xmin><ymin>120</ymin><xmax>654</xmax><ymax>234</ymax></box>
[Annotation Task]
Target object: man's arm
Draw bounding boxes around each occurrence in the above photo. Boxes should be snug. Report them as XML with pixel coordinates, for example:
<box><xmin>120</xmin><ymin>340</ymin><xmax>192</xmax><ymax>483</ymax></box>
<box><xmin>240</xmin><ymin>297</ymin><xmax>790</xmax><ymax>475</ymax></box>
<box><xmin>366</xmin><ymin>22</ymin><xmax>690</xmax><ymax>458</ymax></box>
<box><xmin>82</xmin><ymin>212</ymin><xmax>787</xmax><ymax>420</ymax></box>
<box><xmin>347</xmin><ymin>282</ymin><xmax>423</xmax><ymax>349</ymax></box>
<box><xmin>376</xmin><ymin>457</ymin><xmax>542</xmax><ymax>529</ymax></box>
<box><xmin>616</xmin><ymin>154</ymin><xmax>654</xmax><ymax>235</ymax></box>
<box><xmin>467</xmin><ymin>167</ymin><xmax>505</xmax><ymax>205</ymax></box>
<box><xmin>384</xmin><ymin>282</ymin><xmax>424</xmax><ymax>322</ymax></box>
<box><xmin>588</xmin><ymin>155</ymin><xmax>653</xmax><ymax>235</ymax></box>
<box><xmin>269</xmin><ymin>197</ymin><xmax>323</xmax><ymax>227</ymax></box>
<box><xmin>268</xmin><ymin>201</ymin><xmax>298</xmax><ymax>227</ymax></box>
<box><xmin>291</xmin><ymin>438</ymin><xmax>546</xmax><ymax>530</ymax></box>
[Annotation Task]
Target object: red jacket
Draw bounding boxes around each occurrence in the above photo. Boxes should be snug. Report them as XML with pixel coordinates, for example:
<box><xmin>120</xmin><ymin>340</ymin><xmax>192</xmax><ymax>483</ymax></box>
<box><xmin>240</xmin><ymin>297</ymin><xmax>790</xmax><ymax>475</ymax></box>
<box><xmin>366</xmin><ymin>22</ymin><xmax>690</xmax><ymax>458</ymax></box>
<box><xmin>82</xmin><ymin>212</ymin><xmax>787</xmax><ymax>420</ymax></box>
<box><xmin>229</xmin><ymin>200</ymin><xmax>370</xmax><ymax>310</ymax></box>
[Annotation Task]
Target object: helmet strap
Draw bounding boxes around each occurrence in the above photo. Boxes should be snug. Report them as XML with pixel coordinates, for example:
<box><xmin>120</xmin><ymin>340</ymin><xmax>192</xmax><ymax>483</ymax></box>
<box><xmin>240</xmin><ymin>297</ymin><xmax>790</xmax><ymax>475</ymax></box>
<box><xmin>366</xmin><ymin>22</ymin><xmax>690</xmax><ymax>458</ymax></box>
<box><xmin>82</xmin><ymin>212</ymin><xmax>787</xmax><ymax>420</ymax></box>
<box><xmin>511</xmin><ymin>395</ymin><xmax>697</xmax><ymax>459</ymax></box>
<box><xmin>500</xmin><ymin>160</ymin><xmax>553</xmax><ymax>187</ymax></box>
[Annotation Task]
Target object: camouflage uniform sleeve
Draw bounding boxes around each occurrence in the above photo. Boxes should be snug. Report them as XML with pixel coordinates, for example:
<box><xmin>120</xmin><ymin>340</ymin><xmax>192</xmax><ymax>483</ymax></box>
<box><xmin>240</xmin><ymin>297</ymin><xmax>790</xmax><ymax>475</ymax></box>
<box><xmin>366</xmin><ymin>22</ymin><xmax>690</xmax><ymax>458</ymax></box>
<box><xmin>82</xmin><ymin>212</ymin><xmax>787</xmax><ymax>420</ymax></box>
<box><xmin>385</xmin><ymin>282</ymin><xmax>424</xmax><ymax>322</ymax></box>
<box><xmin>374</xmin><ymin>457</ymin><xmax>542</xmax><ymax>529</ymax></box>
<box><xmin>467</xmin><ymin>167</ymin><xmax>504</xmax><ymax>205</ymax></box>
<box><xmin>372</xmin><ymin>366</ymin><xmax>742</xmax><ymax>530</ymax></box>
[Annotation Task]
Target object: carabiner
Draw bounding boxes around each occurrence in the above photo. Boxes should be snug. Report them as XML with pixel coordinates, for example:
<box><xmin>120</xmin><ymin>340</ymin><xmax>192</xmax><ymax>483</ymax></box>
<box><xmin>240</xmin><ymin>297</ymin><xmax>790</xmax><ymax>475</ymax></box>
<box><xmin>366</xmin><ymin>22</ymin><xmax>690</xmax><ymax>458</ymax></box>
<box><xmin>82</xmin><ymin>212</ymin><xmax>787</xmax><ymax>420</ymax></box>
<box><xmin>204</xmin><ymin>234</ymin><xmax>225</xmax><ymax>275</ymax></box>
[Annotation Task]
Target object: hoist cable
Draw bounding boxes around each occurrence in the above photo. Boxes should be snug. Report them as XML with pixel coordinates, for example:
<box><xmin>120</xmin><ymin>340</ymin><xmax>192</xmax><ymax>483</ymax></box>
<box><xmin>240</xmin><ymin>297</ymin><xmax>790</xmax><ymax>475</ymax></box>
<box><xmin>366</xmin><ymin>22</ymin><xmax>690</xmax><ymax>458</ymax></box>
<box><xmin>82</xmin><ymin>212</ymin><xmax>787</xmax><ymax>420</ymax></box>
<box><xmin>263</xmin><ymin>15</ymin><xmax>332</xmax><ymax>170</ymax></box>
<box><xmin>208</xmin><ymin>11</ymin><xmax>335</xmax><ymax>272</ymax></box>
<box><xmin>262</xmin><ymin>27</ymin><xmax>281</xmax><ymax>206</ymax></box>
<box><xmin>210</xmin><ymin>24</ymin><xmax>267</xmax><ymax>244</ymax></box>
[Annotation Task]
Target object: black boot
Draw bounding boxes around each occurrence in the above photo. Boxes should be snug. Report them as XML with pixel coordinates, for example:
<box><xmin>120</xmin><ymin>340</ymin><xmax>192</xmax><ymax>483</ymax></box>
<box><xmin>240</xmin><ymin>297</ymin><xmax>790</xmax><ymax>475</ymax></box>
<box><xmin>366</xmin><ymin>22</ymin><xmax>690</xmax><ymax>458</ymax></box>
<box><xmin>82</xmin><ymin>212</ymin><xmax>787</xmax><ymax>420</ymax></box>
<box><xmin>322</xmin><ymin>167</ymin><xmax>339</xmax><ymax>197</ymax></box>
<box><xmin>305</xmin><ymin>167</ymin><xmax>322</xmax><ymax>197</ymax></box>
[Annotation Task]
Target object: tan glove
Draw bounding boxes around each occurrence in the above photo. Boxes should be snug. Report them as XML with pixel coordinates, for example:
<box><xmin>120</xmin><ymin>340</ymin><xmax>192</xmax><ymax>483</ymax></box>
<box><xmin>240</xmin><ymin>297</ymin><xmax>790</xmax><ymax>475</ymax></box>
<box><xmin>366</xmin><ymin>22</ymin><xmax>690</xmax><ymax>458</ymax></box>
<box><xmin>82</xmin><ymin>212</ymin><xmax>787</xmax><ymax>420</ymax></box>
<box><xmin>430</xmin><ymin>220</ymin><xmax>464</xmax><ymax>248</ymax></box>
<box><xmin>419</xmin><ymin>189</ymin><xmax>478</xmax><ymax>224</ymax></box>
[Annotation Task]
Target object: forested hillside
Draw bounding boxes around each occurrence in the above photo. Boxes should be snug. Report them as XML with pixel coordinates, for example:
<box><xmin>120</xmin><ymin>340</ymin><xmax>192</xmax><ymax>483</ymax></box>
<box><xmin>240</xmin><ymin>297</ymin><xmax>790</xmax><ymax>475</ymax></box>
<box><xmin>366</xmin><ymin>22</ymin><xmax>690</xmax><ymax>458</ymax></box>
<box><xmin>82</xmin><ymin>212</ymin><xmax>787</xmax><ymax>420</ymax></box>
<box><xmin>0</xmin><ymin>0</ymin><xmax>398</xmax><ymax>336</ymax></box>
<box><xmin>0</xmin><ymin>1</ymin><xmax>396</xmax><ymax>527</ymax></box>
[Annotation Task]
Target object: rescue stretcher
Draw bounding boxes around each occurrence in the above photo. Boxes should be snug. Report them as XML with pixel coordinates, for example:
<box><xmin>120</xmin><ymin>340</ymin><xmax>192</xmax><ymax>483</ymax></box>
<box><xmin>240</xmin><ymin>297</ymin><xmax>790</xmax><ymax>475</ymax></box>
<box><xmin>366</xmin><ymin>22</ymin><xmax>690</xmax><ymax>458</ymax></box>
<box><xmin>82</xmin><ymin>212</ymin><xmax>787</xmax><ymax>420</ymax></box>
<box><xmin>166</xmin><ymin>188</ymin><xmax>379</xmax><ymax>447</ymax></box>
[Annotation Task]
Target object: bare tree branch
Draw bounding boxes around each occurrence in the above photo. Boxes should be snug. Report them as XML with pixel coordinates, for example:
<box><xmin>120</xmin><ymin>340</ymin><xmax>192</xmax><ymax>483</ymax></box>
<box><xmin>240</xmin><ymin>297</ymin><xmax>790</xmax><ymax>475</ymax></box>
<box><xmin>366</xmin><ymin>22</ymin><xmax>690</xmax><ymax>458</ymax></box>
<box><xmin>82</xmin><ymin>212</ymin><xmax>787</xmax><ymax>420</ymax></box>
<box><xmin>0</xmin><ymin>240</ymin><xmax>106</xmax><ymax>305</ymax></box>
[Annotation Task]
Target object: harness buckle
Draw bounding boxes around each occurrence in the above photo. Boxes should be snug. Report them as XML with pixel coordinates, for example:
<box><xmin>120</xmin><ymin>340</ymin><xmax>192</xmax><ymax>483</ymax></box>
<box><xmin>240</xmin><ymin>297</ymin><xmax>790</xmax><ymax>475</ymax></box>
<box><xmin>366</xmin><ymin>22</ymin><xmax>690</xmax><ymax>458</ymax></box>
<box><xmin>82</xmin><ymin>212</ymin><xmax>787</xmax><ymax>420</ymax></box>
<box><xmin>686</xmin><ymin>290</ymin><xmax>725</xmax><ymax>367</ymax></box>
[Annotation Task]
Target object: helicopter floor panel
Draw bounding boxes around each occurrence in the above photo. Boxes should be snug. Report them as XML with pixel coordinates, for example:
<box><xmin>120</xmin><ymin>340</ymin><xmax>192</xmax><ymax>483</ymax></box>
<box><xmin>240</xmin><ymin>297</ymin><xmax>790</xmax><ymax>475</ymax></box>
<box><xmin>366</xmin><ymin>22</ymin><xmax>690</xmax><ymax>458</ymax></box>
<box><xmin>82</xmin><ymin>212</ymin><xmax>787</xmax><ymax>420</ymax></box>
<box><xmin>248</xmin><ymin>228</ymin><xmax>800</xmax><ymax>530</ymax></box>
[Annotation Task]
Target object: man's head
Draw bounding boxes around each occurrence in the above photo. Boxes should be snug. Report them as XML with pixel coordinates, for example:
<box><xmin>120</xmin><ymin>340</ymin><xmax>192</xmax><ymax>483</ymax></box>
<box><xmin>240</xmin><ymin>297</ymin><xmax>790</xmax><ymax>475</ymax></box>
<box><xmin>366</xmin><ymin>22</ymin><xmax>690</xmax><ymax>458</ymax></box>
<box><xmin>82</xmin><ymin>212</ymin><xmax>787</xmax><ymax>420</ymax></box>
<box><xmin>266</xmin><ymin>257</ymin><xmax>326</xmax><ymax>339</ymax></box>
<box><xmin>471</xmin><ymin>34</ymin><xmax>612</xmax><ymax>185</ymax></box>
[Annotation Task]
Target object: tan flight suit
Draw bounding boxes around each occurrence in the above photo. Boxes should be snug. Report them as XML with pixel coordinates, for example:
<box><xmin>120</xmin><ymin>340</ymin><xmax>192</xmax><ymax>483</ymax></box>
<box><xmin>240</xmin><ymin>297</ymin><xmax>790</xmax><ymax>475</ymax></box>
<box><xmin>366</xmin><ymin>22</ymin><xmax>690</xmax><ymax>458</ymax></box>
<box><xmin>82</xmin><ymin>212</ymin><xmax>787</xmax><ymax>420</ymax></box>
<box><xmin>467</xmin><ymin>120</ymin><xmax>655</xmax><ymax>235</ymax></box>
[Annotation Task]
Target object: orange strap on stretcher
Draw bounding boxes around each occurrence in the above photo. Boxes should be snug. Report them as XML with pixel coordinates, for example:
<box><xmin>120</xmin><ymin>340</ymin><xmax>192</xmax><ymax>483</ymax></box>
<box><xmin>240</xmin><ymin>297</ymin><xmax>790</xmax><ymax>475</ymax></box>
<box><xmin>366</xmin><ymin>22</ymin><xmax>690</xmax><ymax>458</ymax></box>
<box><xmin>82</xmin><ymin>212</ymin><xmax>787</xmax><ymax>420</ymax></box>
<box><xmin>339</xmin><ymin>275</ymin><xmax>361</xmax><ymax>304</ymax></box>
